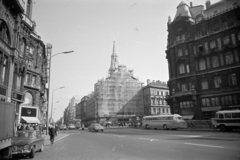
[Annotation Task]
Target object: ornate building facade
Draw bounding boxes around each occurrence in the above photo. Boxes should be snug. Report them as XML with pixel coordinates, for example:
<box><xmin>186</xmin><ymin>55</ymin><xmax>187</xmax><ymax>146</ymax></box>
<box><xmin>0</xmin><ymin>0</ymin><xmax>48</xmax><ymax>124</ymax></box>
<box><xmin>165</xmin><ymin>0</ymin><xmax>240</xmax><ymax>120</ymax></box>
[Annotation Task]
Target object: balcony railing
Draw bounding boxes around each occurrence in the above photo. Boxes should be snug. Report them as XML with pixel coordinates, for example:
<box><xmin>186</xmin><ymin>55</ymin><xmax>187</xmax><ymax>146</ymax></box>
<box><xmin>22</xmin><ymin>14</ymin><xmax>33</xmax><ymax>28</ymax></box>
<box><xmin>24</xmin><ymin>81</ymin><xmax>41</xmax><ymax>90</ymax></box>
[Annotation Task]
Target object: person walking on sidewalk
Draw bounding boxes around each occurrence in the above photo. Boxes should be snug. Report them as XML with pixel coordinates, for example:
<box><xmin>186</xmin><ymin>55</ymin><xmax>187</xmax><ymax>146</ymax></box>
<box><xmin>49</xmin><ymin>125</ymin><xmax>57</xmax><ymax>145</ymax></box>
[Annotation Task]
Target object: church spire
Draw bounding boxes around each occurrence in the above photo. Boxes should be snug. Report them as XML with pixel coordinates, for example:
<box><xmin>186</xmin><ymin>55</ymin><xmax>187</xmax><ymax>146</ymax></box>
<box><xmin>109</xmin><ymin>41</ymin><xmax>119</xmax><ymax>75</ymax></box>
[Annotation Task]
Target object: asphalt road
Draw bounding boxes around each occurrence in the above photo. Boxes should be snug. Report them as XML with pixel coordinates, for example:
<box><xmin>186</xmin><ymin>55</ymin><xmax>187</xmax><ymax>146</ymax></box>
<box><xmin>12</xmin><ymin>128</ymin><xmax>240</xmax><ymax>160</ymax></box>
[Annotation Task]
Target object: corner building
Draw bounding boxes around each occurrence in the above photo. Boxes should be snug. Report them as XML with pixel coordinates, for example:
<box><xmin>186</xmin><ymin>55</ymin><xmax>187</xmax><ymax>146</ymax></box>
<box><xmin>166</xmin><ymin>0</ymin><xmax>240</xmax><ymax>120</ymax></box>
<box><xmin>83</xmin><ymin>41</ymin><xmax>144</xmax><ymax>125</ymax></box>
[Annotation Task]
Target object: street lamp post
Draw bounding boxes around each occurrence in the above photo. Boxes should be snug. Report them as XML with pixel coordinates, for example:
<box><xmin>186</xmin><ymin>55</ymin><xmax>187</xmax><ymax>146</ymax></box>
<box><xmin>50</xmin><ymin>86</ymin><xmax>65</xmax><ymax>124</ymax></box>
<box><xmin>45</xmin><ymin>46</ymin><xmax>73</xmax><ymax>135</ymax></box>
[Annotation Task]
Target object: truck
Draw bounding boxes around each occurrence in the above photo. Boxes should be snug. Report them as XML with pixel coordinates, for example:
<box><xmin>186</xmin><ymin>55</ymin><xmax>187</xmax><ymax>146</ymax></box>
<box><xmin>0</xmin><ymin>102</ymin><xmax>16</xmax><ymax>159</ymax></box>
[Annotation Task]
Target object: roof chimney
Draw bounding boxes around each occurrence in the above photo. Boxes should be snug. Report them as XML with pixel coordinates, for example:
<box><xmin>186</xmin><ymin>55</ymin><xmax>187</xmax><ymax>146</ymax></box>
<box><xmin>190</xmin><ymin>2</ymin><xmax>193</xmax><ymax>7</ymax></box>
<box><xmin>206</xmin><ymin>0</ymin><xmax>211</xmax><ymax>9</ymax></box>
<box><xmin>147</xmin><ymin>79</ymin><xmax>150</xmax><ymax>85</ymax></box>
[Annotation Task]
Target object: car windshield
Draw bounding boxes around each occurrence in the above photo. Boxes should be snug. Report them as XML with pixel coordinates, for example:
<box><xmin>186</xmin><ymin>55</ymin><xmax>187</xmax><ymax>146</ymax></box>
<box><xmin>15</xmin><ymin>131</ymin><xmax>36</xmax><ymax>138</ymax></box>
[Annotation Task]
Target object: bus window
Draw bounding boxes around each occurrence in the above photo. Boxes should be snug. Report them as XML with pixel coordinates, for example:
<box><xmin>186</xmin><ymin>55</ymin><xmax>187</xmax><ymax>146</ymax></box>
<box><xmin>219</xmin><ymin>114</ymin><xmax>224</xmax><ymax>119</ymax></box>
<box><xmin>167</xmin><ymin>117</ymin><xmax>173</xmax><ymax>120</ymax></box>
<box><xmin>215</xmin><ymin>113</ymin><xmax>219</xmax><ymax>118</ymax></box>
<box><xmin>225</xmin><ymin>113</ymin><xmax>231</xmax><ymax>118</ymax></box>
<box><xmin>232</xmin><ymin>113</ymin><xmax>240</xmax><ymax>118</ymax></box>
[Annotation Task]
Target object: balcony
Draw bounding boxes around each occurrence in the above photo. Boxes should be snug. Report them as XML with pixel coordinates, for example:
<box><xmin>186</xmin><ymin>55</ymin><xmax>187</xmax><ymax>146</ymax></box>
<box><xmin>22</xmin><ymin>14</ymin><xmax>33</xmax><ymax>28</ymax></box>
<box><xmin>172</xmin><ymin>89</ymin><xmax>197</xmax><ymax>97</ymax></box>
<box><xmin>24</xmin><ymin>81</ymin><xmax>41</xmax><ymax>90</ymax></box>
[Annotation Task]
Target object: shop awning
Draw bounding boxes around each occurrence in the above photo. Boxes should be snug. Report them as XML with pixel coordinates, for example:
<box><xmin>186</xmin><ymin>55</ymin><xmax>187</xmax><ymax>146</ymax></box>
<box><xmin>182</xmin><ymin>115</ymin><xmax>194</xmax><ymax>120</ymax></box>
<box><xmin>21</xmin><ymin>116</ymin><xmax>40</xmax><ymax>124</ymax></box>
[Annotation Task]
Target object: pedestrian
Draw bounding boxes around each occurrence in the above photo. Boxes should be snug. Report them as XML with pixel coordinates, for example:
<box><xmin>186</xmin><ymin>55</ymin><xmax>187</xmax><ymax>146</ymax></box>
<box><xmin>17</xmin><ymin>123</ymin><xmax>23</xmax><ymax>131</ymax></box>
<box><xmin>49</xmin><ymin>125</ymin><xmax>57</xmax><ymax>145</ymax></box>
<box><xmin>190</xmin><ymin>120</ymin><xmax>194</xmax><ymax>128</ymax></box>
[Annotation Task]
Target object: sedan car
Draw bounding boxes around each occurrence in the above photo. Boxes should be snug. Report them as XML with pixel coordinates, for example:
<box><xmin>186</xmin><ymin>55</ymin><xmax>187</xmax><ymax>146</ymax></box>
<box><xmin>59</xmin><ymin>124</ymin><xmax>67</xmax><ymax>130</ymax></box>
<box><xmin>12</xmin><ymin>130</ymin><xmax>45</xmax><ymax>158</ymax></box>
<box><xmin>68</xmin><ymin>124</ymin><xmax>76</xmax><ymax>130</ymax></box>
<box><xmin>88</xmin><ymin>123</ymin><xmax>104</xmax><ymax>132</ymax></box>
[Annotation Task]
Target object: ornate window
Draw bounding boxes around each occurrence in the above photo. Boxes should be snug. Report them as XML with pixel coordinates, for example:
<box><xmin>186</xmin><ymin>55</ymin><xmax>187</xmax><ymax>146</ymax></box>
<box><xmin>0</xmin><ymin>53</ymin><xmax>8</xmax><ymax>85</ymax></box>
<box><xmin>225</xmin><ymin>52</ymin><xmax>233</xmax><ymax>65</ymax></box>
<box><xmin>181</xmin><ymin>83</ymin><xmax>187</xmax><ymax>91</ymax></box>
<box><xmin>20</xmin><ymin>39</ymin><xmax>26</xmax><ymax>57</ymax></box>
<box><xmin>214</xmin><ymin>76</ymin><xmax>222</xmax><ymax>88</ymax></box>
<box><xmin>199</xmin><ymin>59</ymin><xmax>206</xmax><ymax>70</ymax></box>
<box><xmin>210</xmin><ymin>40</ymin><xmax>216</xmax><ymax>49</ymax></box>
<box><xmin>228</xmin><ymin>73</ymin><xmax>237</xmax><ymax>86</ymax></box>
<box><xmin>177</xmin><ymin>49</ymin><xmax>183</xmax><ymax>57</ymax></box>
<box><xmin>212</xmin><ymin>56</ymin><xmax>219</xmax><ymax>68</ymax></box>
<box><xmin>223</xmin><ymin>36</ymin><xmax>230</xmax><ymax>45</ymax></box>
<box><xmin>0</xmin><ymin>20</ymin><xmax>11</xmax><ymax>46</ymax></box>
<box><xmin>201</xmin><ymin>79</ymin><xmax>208</xmax><ymax>90</ymax></box>
<box><xmin>186</xmin><ymin>64</ymin><xmax>190</xmax><ymax>73</ymax></box>
<box><xmin>179</xmin><ymin>64</ymin><xmax>185</xmax><ymax>74</ymax></box>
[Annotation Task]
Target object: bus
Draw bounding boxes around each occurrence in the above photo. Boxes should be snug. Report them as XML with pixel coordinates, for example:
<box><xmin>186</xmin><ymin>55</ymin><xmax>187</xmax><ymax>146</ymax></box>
<box><xmin>211</xmin><ymin>110</ymin><xmax>240</xmax><ymax>132</ymax></box>
<box><xmin>142</xmin><ymin>114</ymin><xmax>188</xmax><ymax>130</ymax></box>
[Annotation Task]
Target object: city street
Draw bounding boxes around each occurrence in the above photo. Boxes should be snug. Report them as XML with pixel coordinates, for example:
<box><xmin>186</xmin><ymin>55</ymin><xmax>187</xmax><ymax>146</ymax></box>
<box><xmin>12</xmin><ymin>128</ymin><xmax>240</xmax><ymax>160</ymax></box>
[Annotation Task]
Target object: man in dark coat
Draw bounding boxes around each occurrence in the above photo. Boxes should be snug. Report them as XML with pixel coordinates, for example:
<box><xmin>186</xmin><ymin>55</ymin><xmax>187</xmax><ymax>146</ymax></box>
<box><xmin>49</xmin><ymin>125</ymin><xmax>57</xmax><ymax>145</ymax></box>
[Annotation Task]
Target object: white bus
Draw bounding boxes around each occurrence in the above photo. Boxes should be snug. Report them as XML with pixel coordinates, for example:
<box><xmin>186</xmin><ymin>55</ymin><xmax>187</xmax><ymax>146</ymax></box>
<box><xmin>212</xmin><ymin>110</ymin><xmax>240</xmax><ymax>132</ymax></box>
<box><xmin>142</xmin><ymin>114</ymin><xmax>188</xmax><ymax>130</ymax></box>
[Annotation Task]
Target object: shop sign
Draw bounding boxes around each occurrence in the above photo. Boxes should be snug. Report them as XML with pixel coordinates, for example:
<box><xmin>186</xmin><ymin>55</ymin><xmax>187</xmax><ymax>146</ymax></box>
<box><xmin>201</xmin><ymin>106</ymin><xmax>221</xmax><ymax>111</ymax></box>
<box><xmin>229</xmin><ymin>105</ymin><xmax>240</xmax><ymax>108</ymax></box>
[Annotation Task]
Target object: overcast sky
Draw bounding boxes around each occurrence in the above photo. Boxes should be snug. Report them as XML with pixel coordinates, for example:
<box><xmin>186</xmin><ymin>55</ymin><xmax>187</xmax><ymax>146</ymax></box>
<box><xmin>32</xmin><ymin>0</ymin><xmax>219</xmax><ymax>121</ymax></box>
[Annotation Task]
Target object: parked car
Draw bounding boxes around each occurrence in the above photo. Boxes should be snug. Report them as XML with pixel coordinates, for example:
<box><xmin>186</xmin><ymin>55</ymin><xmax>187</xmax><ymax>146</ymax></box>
<box><xmin>59</xmin><ymin>124</ymin><xmax>67</xmax><ymax>130</ymax></box>
<box><xmin>12</xmin><ymin>130</ymin><xmax>45</xmax><ymax>158</ymax></box>
<box><xmin>88</xmin><ymin>123</ymin><xmax>104</xmax><ymax>132</ymax></box>
<box><xmin>68</xmin><ymin>124</ymin><xmax>76</xmax><ymax>130</ymax></box>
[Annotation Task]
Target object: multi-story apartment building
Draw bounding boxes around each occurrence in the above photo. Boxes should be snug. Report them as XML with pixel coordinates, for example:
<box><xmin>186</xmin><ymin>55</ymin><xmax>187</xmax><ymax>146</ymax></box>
<box><xmin>142</xmin><ymin>79</ymin><xmax>170</xmax><ymax>116</ymax></box>
<box><xmin>67</xmin><ymin>95</ymin><xmax>80</xmax><ymax>123</ymax></box>
<box><xmin>0</xmin><ymin>0</ymin><xmax>48</xmax><ymax>124</ymax></box>
<box><xmin>165</xmin><ymin>0</ymin><xmax>240</xmax><ymax>120</ymax></box>
<box><xmin>75</xmin><ymin>96</ymin><xmax>88</xmax><ymax>120</ymax></box>
<box><xmin>82</xmin><ymin>41</ymin><xmax>144</xmax><ymax>126</ymax></box>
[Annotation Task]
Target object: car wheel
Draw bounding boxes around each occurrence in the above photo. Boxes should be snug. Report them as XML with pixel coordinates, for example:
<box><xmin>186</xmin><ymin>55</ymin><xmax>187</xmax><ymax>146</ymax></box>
<box><xmin>163</xmin><ymin>124</ymin><xmax>168</xmax><ymax>130</ymax></box>
<box><xmin>220</xmin><ymin>125</ymin><xmax>227</xmax><ymax>132</ymax></box>
<box><xmin>39</xmin><ymin>144</ymin><xmax>44</xmax><ymax>152</ymax></box>
<box><xmin>29</xmin><ymin>147</ymin><xmax>35</xmax><ymax>158</ymax></box>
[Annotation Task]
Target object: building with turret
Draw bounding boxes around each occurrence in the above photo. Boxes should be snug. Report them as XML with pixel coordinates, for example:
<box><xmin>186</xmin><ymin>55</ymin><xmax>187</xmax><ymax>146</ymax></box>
<box><xmin>165</xmin><ymin>0</ymin><xmax>240</xmax><ymax>120</ymax></box>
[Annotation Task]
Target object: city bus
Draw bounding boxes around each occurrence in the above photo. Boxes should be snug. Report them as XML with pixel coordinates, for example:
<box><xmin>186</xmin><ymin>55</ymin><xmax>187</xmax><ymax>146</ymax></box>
<box><xmin>211</xmin><ymin>110</ymin><xmax>240</xmax><ymax>132</ymax></box>
<box><xmin>142</xmin><ymin>114</ymin><xmax>188</xmax><ymax>130</ymax></box>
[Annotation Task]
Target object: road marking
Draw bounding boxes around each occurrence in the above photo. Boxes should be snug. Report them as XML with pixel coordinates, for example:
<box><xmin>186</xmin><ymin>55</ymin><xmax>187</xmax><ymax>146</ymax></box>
<box><xmin>139</xmin><ymin>138</ymin><xmax>158</xmax><ymax>142</ymax></box>
<box><xmin>174</xmin><ymin>135</ymin><xmax>203</xmax><ymax>138</ymax></box>
<box><xmin>113</xmin><ymin>135</ymin><xmax>125</xmax><ymax>137</ymax></box>
<box><xmin>184</xmin><ymin>143</ymin><xmax>224</xmax><ymax>148</ymax></box>
<box><xmin>55</xmin><ymin>134</ymin><xmax>70</xmax><ymax>142</ymax></box>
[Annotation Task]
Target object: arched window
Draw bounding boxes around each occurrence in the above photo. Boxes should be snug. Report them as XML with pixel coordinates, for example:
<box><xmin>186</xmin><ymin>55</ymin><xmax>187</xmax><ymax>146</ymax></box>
<box><xmin>23</xmin><ymin>92</ymin><xmax>33</xmax><ymax>105</ymax></box>
<box><xmin>212</xmin><ymin>56</ymin><xmax>219</xmax><ymax>68</ymax></box>
<box><xmin>179</xmin><ymin>64</ymin><xmax>185</xmax><ymax>74</ymax></box>
<box><xmin>199</xmin><ymin>59</ymin><xmax>206</xmax><ymax>70</ymax></box>
<box><xmin>0</xmin><ymin>20</ymin><xmax>11</xmax><ymax>46</ymax></box>
<box><xmin>225</xmin><ymin>52</ymin><xmax>233</xmax><ymax>64</ymax></box>
<box><xmin>178</xmin><ymin>49</ymin><xmax>183</xmax><ymax>57</ymax></box>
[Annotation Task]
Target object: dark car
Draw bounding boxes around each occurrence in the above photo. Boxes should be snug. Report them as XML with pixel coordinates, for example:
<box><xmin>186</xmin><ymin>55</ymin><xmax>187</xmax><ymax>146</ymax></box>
<box><xmin>88</xmin><ymin>123</ymin><xmax>104</xmax><ymax>132</ymax></box>
<box><xmin>12</xmin><ymin>130</ymin><xmax>45</xmax><ymax>158</ymax></box>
